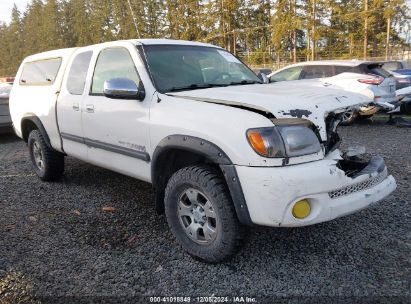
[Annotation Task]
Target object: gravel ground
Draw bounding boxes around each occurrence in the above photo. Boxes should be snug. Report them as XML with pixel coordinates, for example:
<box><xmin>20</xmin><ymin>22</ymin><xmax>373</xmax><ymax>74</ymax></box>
<box><xmin>0</xmin><ymin>118</ymin><xmax>410</xmax><ymax>303</ymax></box>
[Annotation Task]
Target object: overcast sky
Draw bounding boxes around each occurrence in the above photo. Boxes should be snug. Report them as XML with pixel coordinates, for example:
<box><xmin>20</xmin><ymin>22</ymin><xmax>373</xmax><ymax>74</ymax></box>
<box><xmin>0</xmin><ymin>0</ymin><xmax>30</xmax><ymax>24</ymax></box>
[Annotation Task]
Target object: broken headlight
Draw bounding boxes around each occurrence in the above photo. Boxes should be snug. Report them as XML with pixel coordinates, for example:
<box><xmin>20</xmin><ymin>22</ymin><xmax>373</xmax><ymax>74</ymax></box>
<box><xmin>247</xmin><ymin>120</ymin><xmax>321</xmax><ymax>158</ymax></box>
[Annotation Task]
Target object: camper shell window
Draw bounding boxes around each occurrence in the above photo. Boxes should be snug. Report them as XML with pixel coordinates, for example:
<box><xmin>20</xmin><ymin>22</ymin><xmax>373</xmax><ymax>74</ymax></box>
<box><xmin>20</xmin><ymin>58</ymin><xmax>62</xmax><ymax>85</ymax></box>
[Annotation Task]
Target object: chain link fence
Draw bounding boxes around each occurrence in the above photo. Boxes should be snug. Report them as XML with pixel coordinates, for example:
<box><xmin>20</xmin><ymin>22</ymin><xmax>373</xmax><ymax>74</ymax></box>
<box><xmin>240</xmin><ymin>45</ymin><xmax>411</xmax><ymax>71</ymax></box>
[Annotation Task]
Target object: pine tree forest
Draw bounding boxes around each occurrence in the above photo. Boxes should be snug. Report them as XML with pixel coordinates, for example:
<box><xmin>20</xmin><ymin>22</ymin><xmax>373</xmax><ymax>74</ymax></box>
<box><xmin>0</xmin><ymin>0</ymin><xmax>410</xmax><ymax>76</ymax></box>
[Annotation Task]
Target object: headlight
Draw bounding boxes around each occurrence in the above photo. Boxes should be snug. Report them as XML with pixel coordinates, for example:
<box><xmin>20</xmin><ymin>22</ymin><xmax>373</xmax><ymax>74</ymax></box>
<box><xmin>246</xmin><ymin>120</ymin><xmax>321</xmax><ymax>158</ymax></box>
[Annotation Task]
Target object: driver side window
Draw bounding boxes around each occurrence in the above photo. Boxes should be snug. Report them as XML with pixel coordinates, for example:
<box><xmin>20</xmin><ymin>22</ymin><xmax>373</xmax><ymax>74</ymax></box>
<box><xmin>91</xmin><ymin>47</ymin><xmax>140</xmax><ymax>95</ymax></box>
<box><xmin>270</xmin><ymin>66</ymin><xmax>303</xmax><ymax>82</ymax></box>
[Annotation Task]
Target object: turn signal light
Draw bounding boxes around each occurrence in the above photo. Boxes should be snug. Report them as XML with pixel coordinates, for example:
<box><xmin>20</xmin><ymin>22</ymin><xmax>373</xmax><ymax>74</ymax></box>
<box><xmin>247</xmin><ymin>131</ymin><xmax>268</xmax><ymax>156</ymax></box>
<box><xmin>292</xmin><ymin>199</ymin><xmax>311</xmax><ymax>219</ymax></box>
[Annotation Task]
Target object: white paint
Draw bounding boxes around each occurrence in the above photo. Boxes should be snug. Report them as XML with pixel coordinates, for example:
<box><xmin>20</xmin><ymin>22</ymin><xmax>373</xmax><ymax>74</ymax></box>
<box><xmin>236</xmin><ymin>154</ymin><xmax>396</xmax><ymax>227</ymax></box>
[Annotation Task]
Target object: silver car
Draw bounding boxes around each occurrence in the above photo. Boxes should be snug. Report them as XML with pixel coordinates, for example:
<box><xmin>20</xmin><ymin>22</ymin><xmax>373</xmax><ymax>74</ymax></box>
<box><xmin>0</xmin><ymin>83</ymin><xmax>13</xmax><ymax>133</ymax></box>
<box><xmin>268</xmin><ymin>60</ymin><xmax>397</xmax><ymax>124</ymax></box>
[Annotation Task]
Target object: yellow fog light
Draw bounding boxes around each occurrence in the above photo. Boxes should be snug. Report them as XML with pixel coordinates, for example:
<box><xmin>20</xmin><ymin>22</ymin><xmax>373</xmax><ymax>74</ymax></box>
<box><xmin>292</xmin><ymin>199</ymin><xmax>311</xmax><ymax>219</ymax></box>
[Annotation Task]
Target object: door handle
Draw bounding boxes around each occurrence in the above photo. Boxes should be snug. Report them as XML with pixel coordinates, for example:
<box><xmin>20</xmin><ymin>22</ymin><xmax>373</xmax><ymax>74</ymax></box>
<box><xmin>72</xmin><ymin>103</ymin><xmax>79</xmax><ymax>111</ymax></box>
<box><xmin>85</xmin><ymin>104</ymin><xmax>94</xmax><ymax>113</ymax></box>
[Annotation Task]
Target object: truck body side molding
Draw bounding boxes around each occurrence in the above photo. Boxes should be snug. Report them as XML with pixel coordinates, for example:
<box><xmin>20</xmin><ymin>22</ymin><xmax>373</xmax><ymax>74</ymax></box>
<box><xmin>60</xmin><ymin>132</ymin><xmax>150</xmax><ymax>162</ymax></box>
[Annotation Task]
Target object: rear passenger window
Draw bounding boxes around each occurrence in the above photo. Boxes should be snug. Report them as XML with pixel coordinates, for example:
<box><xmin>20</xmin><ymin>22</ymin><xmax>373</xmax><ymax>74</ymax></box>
<box><xmin>270</xmin><ymin>66</ymin><xmax>303</xmax><ymax>82</ymax></box>
<box><xmin>334</xmin><ymin>66</ymin><xmax>352</xmax><ymax>75</ymax></box>
<box><xmin>302</xmin><ymin>65</ymin><xmax>334</xmax><ymax>79</ymax></box>
<box><xmin>20</xmin><ymin>58</ymin><xmax>62</xmax><ymax>85</ymax></box>
<box><xmin>67</xmin><ymin>51</ymin><xmax>93</xmax><ymax>95</ymax></box>
<box><xmin>91</xmin><ymin>48</ymin><xmax>140</xmax><ymax>95</ymax></box>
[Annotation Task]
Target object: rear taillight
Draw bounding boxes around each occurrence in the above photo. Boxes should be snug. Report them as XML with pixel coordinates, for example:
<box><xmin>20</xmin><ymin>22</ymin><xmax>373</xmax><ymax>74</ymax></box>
<box><xmin>358</xmin><ymin>76</ymin><xmax>384</xmax><ymax>85</ymax></box>
<box><xmin>397</xmin><ymin>78</ymin><xmax>410</xmax><ymax>84</ymax></box>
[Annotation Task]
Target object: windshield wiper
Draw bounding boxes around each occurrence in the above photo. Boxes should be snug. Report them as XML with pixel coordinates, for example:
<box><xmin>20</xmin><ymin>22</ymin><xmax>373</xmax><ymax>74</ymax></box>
<box><xmin>167</xmin><ymin>80</ymin><xmax>260</xmax><ymax>92</ymax></box>
<box><xmin>229</xmin><ymin>80</ymin><xmax>262</xmax><ymax>85</ymax></box>
<box><xmin>167</xmin><ymin>83</ymin><xmax>228</xmax><ymax>92</ymax></box>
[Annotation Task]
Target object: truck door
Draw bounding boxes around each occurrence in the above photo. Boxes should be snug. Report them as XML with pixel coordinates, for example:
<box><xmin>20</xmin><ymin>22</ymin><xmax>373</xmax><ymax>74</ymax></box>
<box><xmin>82</xmin><ymin>46</ymin><xmax>151</xmax><ymax>181</ymax></box>
<box><xmin>57</xmin><ymin>50</ymin><xmax>93</xmax><ymax>161</ymax></box>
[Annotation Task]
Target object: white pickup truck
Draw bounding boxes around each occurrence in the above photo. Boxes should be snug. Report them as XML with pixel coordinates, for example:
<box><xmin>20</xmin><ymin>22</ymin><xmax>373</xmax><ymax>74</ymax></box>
<box><xmin>10</xmin><ymin>39</ymin><xmax>396</xmax><ymax>262</ymax></box>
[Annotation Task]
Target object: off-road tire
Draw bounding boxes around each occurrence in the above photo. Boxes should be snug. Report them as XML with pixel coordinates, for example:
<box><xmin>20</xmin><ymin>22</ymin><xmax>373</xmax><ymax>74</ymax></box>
<box><xmin>28</xmin><ymin>129</ymin><xmax>64</xmax><ymax>181</ymax></box>
<box><xmin>164</xmin><ymin>165</ymin><xmax>245</xmax><ymax>263</ymax></box>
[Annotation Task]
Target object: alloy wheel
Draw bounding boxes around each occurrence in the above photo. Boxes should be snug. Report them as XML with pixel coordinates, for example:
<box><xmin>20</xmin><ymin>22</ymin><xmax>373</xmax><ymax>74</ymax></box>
<box><xmin>177</xmin><ymin>188</ymin><xmax>218</xmax><ymax>244</ymax></box>
<box><xmin>32</xmin><ymin>141</ymin><xmax>44</xmax><ymax>170</ymax></box>
<box><xmin>341</xmin><ymin>110</ymin><xmax>354</xmax><ymax>123</ymax></box>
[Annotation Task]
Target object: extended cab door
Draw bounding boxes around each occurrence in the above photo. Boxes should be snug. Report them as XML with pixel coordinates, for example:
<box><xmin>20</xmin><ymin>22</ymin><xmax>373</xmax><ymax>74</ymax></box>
<box><xmin>82</xmin><ymin>45</ymin><xmax>151</xmax><ymax>181</ymax></box>
<box><xmin>57</xmin><ymin>50</ymin><xmax>93</xmax><ymax>160</ymax></box>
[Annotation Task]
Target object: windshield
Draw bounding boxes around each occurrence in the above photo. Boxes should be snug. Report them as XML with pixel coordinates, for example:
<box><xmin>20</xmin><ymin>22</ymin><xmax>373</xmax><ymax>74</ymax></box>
<box><xmin>141</xmin><ymin>45</ymin><xmax>262</xmax><ymax>93</ymax></box>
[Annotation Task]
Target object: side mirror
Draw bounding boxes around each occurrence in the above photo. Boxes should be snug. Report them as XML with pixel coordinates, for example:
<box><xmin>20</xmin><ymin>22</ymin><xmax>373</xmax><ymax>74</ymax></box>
<box><xmin>258</xmin><ymin>73</ymin><xmax>270</xmax><ymax>84</ymax></box>
<box><xmin>104</xmin><ymin>78</ymin><xmax>145</xmax><ymax>101</ymax></box>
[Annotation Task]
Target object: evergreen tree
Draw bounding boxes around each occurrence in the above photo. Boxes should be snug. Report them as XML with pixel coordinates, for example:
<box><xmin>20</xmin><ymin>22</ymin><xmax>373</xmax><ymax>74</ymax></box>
<box><xmin>42</xmin><ymin>0</ymin><xmax>64</xmax><ymax>49</ymax></box>
<box><xmin>0</xmin><ymin>0</ymin><xmax>409</xmax><ymax>76</ymax></box>
<box><xmin>21</xmin><ymin>0</ymin><xmax>47</xmax><ymax>57</ymax></box>
<box><xmin>2</xmin><ymin>4</ymin><xmax>23</xmax><ymax>75</ymax></box>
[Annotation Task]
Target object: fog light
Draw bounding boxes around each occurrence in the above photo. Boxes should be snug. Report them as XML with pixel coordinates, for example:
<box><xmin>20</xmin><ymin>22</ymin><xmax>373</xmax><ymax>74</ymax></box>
<box><xmin>292</xmin><ymin>199</ymin><xmax>311</xmax><ymax>219</ymax></box>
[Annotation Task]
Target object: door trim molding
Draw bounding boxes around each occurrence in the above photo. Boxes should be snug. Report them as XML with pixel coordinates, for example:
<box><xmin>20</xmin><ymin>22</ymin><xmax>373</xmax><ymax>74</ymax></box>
<box><xmin>61</xmin><ymin>132</ymin><xmax>150</xmax><ymax>162</ymax></box>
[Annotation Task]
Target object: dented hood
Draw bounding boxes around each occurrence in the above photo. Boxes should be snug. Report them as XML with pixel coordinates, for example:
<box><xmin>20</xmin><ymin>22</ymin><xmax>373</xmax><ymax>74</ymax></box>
<box><xmin>168</xmin><ymin>82</ymin><xmax>372</xmax><ymax>140</ymax></box>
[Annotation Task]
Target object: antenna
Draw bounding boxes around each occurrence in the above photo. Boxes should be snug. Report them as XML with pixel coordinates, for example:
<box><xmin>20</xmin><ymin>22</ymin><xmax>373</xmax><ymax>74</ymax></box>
<box><xmin>127</xmin><ymin>0</ymin><xmax>141</xmax><ymax>39</ymax></box>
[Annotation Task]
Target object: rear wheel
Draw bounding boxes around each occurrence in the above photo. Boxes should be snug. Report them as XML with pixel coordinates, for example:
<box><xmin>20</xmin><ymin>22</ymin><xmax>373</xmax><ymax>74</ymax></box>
<box><xmin>28</xmin><ymin>130</ymin><xmax>64</xmax><ymax>181</ymax></box>
<box><xmin>164</xmin><ymin>165</ymin><xmax>245</xmax><ymax>263</ymax></box>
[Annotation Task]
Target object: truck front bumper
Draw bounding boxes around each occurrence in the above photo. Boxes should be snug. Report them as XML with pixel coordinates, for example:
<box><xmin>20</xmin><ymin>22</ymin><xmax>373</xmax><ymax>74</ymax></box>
<box><xmin>236</xmin><ymin>150</ymin><xmax>396</xmax><ymax>227</ymax></box>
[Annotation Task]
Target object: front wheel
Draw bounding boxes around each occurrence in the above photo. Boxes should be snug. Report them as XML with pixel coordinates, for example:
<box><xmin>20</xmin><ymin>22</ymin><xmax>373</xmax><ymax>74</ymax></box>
<box><xmin>28</xmin><ymin>130</ymin><xmax>64</xmax><ymax>181</ymax></box>
<box><xmin>164</xmin><ymin>166</ymin><xmax>245</xmax><ymax>263</ymax></box>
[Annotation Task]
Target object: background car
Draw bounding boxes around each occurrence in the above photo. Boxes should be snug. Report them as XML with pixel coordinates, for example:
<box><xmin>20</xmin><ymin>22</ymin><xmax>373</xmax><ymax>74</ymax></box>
<box><xmin>381</xmin><ymin>60</ymin><xmax>411</xmax><ymax>76</ymax></box>
<box><xmin>0</xmin><ymin>82</ymin><xmax>13</xmax><ymax>133</ymax></box>
<box><xmin>268</xmin><ymin>60</ymin><xmax>397</xmax><ymax>124</ymax></box>
<box><xmin>387</xmin><ymin>71</ymin><xmax>411</xmax><ymax>90</ymax></box>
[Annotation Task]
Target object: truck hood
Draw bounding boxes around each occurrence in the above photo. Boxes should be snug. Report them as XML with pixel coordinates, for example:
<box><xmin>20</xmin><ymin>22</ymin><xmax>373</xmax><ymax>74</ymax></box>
<box><xmin>168</xmin><ymin>82</ymin><xmax>371</xmax><ymax>140</ymax></box>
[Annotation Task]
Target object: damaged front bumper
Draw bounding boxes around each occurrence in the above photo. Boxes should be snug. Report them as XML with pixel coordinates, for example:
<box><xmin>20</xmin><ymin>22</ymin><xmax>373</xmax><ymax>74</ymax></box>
<box><xmin>236</xmin><ymin>149</ymin><xmax>397</xmax><ymax>227</ymax></box>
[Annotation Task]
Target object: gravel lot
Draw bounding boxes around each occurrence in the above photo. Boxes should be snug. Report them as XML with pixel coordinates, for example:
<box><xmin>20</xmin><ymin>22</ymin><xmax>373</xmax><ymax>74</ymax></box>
<box><xmin>0</xmin><ymin>118</ymin><xmax>410</xmax><ymax>303</ymax></box>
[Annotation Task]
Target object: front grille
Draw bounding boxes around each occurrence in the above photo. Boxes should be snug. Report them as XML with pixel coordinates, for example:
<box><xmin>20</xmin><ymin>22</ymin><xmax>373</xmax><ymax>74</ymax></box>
<box><xmin>328</xmin><ymin>169</ymin><xmax>387</xmax><ymax>199</ymax></box>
